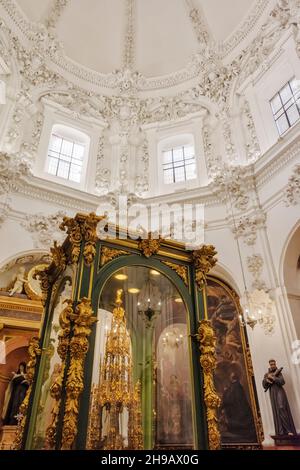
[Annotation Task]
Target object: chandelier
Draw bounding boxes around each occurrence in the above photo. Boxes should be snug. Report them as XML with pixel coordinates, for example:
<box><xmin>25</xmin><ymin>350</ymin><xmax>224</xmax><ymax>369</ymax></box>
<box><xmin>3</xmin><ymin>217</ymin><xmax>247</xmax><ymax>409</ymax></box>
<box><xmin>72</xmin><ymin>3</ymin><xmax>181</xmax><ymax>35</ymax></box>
<box><xmin>226</xmin><ymin>180</ymin><xmax>276</xmax><ymax>335</ymax></box>
<box><xmin>137</xmin><ymin>275</ymin><xmax>162</xmax><ymax>325</ymax></box>
<box><xmin>239</xmin><ymin>289</ymin><xmax>276</xmax><ymax>335</ymax></box>
<box><xmin>162</xmin><ymin>328</ymin><xmax>184</xmax><ymax>349</ymax></box>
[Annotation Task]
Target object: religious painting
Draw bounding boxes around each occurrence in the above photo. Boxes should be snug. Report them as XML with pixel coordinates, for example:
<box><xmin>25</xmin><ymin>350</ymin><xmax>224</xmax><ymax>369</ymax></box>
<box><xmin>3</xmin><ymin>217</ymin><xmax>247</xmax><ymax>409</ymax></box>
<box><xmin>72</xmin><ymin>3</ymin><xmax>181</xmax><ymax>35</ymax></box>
<box><xmin>155</xmin><ymin>323</ymin><xmax>193</xmax><ymax>448</ymax></box>
<box><xmin>207</xmin><ymin>277</ymin><xmax>260</xmax><ymax>447</ymax></box>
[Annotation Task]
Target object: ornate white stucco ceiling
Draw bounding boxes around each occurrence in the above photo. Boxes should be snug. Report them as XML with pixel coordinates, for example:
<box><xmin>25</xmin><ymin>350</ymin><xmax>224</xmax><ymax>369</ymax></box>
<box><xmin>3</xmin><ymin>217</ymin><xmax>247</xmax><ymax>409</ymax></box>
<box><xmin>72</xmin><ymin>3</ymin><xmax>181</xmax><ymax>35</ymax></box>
<box><xmin>15</xmin><ymin>0</ymin><xmax>258</xmax><ymax>78</ymax></box>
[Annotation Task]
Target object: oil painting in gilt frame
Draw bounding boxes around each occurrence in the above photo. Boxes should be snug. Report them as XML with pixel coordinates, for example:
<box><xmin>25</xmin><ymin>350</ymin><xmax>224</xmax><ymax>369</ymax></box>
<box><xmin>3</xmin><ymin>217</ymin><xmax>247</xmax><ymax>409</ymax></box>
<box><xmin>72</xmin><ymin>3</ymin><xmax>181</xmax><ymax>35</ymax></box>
<box><xmin>206</xmin><ymin>277</ymin><xmax>261</xmax><ymax>448</ymax></box>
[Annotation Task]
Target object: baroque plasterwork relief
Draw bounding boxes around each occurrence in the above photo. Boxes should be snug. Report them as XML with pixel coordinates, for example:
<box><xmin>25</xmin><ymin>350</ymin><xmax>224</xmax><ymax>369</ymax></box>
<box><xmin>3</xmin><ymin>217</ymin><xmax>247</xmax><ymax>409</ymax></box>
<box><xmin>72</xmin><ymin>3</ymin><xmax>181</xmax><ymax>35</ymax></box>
<box><xmin>0</xmin><ymin>0</ymin><xmax>297</xmax><ymax>96</ymax></box>
<box><xmin>0</xmin><ymin>151</ymin><xmax>31</xmax><ymax>195</ymax></box>
<box><xmin>21</xmin><ymin>210</ymin><xmax>66</xmax><ymax>249</ymax></box>
<box><xmin>0</xmin><ymin>0</ymin><xmax>299</xmax><ymax>216</ymax></box>
<box><xmin>213</xmin><ymin>164</ymin><xmax>255</xmax><ymax>211</ymax></box>
<box><xmin>45</xmin><ymin>0</ymin><xmax>69</xmax><ymax>30</ymax></box>
<box><xmin>246</xmin><ymin>253</ymin><xmax>267</xmax><ymax>290</ymax></box>
<box><xmin>231</xmin><ymin>210</ymin><xmax>267</xmax><ymax>246</ymax></box>
<box><xmin>285</xmin><ymin>163</ymin><xmax>300</xmax><ymax>205</ymax></box>
<box><xmin>242</xmin><ymin>99</ymin><xmax>261</xmax><ymax>161</ymax></box>
<box><xmin>0</xmin><ymin>0</ymin><xmax>292</xmax><ymax>183</ymax></box>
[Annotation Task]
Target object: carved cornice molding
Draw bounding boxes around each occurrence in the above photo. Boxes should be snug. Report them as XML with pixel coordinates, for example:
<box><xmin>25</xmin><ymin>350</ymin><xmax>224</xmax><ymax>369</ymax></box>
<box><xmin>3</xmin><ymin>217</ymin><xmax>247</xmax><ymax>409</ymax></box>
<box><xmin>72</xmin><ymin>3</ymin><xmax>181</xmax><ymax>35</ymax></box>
<box><xmin>13</xmin><ymin>177</ymin><xmax>99</xmax><ymax>212</ymax></box>
<box><xmin>220</xmin><ymin>0</ymin><xmax>272</xmax><ymax>57</ymax></box>
<box><xmin>45</xmin><ymin>0</ymin><xmax>69</xmax><ymax>30</ymax></box>
<box><xmin>255</xmin><ymin>131</ymin><xmax>300</xmax><ymax>188</ymax></box>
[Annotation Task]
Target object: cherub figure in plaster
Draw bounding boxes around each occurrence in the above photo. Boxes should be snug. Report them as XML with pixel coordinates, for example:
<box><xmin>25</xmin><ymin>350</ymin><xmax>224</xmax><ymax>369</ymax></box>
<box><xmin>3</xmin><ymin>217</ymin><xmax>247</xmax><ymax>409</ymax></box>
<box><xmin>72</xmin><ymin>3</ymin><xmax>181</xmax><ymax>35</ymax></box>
<box><xmin>8</xmin><ymin>267</ymin><xmax>26</xmax><ymax>296</ymax></box>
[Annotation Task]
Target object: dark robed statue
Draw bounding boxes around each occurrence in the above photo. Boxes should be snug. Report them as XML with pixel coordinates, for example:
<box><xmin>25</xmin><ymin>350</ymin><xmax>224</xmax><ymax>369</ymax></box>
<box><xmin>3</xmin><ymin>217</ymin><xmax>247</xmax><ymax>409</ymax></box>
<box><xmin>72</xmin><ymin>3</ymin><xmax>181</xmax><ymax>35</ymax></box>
<box><xmin>262</xmin><ymin>359</ymin><xmax>296</xmax><ymax>436</ymax></box>
<box><xmin>2</xmin><ymin>362</ymin><xmax>29</xmax><ymax>426</ymax></box>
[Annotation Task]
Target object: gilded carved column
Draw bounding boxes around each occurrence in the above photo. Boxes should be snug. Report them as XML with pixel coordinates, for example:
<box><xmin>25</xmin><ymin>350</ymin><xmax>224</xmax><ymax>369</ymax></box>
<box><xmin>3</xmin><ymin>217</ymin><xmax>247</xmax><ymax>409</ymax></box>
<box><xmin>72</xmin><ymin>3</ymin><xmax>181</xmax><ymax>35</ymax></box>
<box><xmin>192</xmin><ymin>245</ymin><xmax>220</xmax><ymax>449</ymax></box>
<box><xmin>61</xmin><ymin>298</ymin><xmax>96</xmax><ymax>449</ymax></box>
<box><xmin>45</xmin><ymin>299</ymin><xmax>73</xmax><ymax>449</ymax></box>
<box><xmin>197</xmin><ymin>320</ymin><xmax>221</xmax><ymax>450</ymax></box>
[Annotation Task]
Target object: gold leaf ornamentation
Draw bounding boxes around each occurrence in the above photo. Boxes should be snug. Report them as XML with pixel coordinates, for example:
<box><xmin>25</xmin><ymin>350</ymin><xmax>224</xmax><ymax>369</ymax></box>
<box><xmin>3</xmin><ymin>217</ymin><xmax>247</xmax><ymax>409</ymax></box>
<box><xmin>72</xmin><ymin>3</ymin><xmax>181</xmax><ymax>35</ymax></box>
<box><xmin>245</xmin><ymin>347</ymin><xmax>254</xmax><ymax>377</ymax></box>
<box><xmin>257</xmin><ymin>413</ymin><xmax>265</xmax><ymax>444</ymax></box>
<box><xmin>60</xmin><ymin>216</ymin><xmax>82</xmax><ymax>264</ymax></box>
<box><xmin>50</xmin><ymin>241</ymin><xmax>67</xmax><ymax>271</ymax></box>
<box><xmin>45</xmin><ymin>299</ymin><xmax>73</xmax><ymax>449</ymax></box>
<box><xmin>61</xmin><ymin>297</ymin><xmax>96</xmax><ymax>449</ymax></box>
<box><xmin>100</xmin><ymin>247</ymin><xmax>129</xmax><ymax>266</ymax></box>
<box><xmin>24</xmin><ymin>264</ymin><xmax>49</xmax><ymax>301</ymax></box>
<box><xmin>192</xmin><ymin>245</ymin><xmax>217</xmax><ymax>289</ymax></box>
<box><xmin>138</xmin><ymin>234</ymin><xmax>162</xmax><ymax>258</ymax></box>
<box><xmin>33</xmin><ymin>267</ymin><xmax>50</xmax><ymax>306</ymax></box>
<box><xmin>12</xmin><ymin>336</ymin><xmax>41</xmax><ymax>449</ymax></box>
<box><xmin>196</xmin><ymin>320</ymin><xmax>221</xmax><ymax>450</ymax></box>
<box><xmin>82</xmin><ymin>213</ymin><xmax>106</xmax><ymax>266</ymax></box>
<box><xmin>60</xmin><ymin>213</ymin><xmax>106</xmax><ymax>266</ymax></box>
<box><xmin>163</xmin><ymin>261</ymin><xmax>188</xmax><ymax>286</ymax></box>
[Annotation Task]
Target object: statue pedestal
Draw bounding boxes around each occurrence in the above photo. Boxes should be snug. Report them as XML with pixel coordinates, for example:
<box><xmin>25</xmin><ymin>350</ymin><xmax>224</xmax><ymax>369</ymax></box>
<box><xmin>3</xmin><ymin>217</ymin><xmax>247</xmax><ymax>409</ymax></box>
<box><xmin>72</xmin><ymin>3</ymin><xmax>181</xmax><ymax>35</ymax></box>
<box><xmin>0</xmin><ymin>425</ymin><xmax>17</xmax><ymax>450</ymax></box>
<box><xmin>271</xmin><ymin>434</ymin><xmax>300</xmax><ymax>447</ymax></box>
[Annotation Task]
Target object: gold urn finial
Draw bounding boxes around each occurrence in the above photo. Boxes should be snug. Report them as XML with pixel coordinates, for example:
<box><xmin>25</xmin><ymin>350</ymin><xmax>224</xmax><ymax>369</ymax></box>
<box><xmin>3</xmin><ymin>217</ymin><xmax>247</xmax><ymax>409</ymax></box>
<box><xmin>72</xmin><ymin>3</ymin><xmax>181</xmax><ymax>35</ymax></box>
<box><xmin>113</xmin><ymin>289</ymin><xmax>125</xmax><ymax>321</ymax></box>
<box><xmin>116</xmin><ymin>288</ymin><xmax>123</xmax><ymax>306</ymax></box>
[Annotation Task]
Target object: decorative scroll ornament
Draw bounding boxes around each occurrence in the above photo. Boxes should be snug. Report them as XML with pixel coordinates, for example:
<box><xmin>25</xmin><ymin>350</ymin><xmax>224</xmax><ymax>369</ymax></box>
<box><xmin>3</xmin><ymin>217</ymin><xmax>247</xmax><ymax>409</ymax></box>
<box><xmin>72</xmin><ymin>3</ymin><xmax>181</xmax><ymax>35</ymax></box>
<box><xmin>196</xmin><ymin>320</ymin><xmax>221</xmax><ymax>450</ymax></box>
<box><xmin>59</xmin><ymin>216</ymin><xmax>82</xmax><ymax>264</ymax></box>
<box><xmin>257</xmin><ymin>414</ymin><xmax>265</xmax><ymax>445</ymax></box>
<box><xmin>50</xmin><ymin>240</ymin><xmax>67</xmax><ymax>271</ymax></box>
<box><xmin>82</xmin><ymin>213</ymin><xmax>106</xmax><ymax>265</ymax></box>
<box><xmin>138</xmin><ymin>234</ymin><xmax>162</xmax><ymax>258</ymax></box>
<box><xmin>33</xmin><ymin>266</ymin><xmax>51</xmax><ymax>305</ymax></box>
<box><xmin>13</xmin><ymin>336</ymin><xmax>41</xmax><ymax>450</ymax></box>
<box><xmin>24</xmin><ymin>264</ymin><xmax>49</xmax><ymax>301</ymax></box>
<box><xmin>163</xmin><ymin>261</ymin><xmax>188</xmax><ymax>286</ymax></box>
<box><xmin>192</xmin><ymin>245</ymin><xmax>217</xmax><ymax>289</ymax></box>
<box><xmin>128</xmin><ymin>380</ymin><xmax>143</xmax><ymax>450</ymax></box>
<box><xmin>45</xmin><ymin>299</ymin><xmax>73</xmax><ymax>449</ymax></box>
<box><xmin>100</xmin><ymin>246</ymin><xmax>129</xmax><ymax>266</ymax></box>
<box><xmin>60</xmin><ymin>213</ymin><xmax>106</xmax><ymax>265</ymax></box>
<box><xmin>61</xmin><ymin>297</ymin><xmax>96</xmax><ymax>449</ymax></box>
<box><xmin>245</xmin><ymin>347</ymin><xmax>254</xmax><ymax>377</ymax></box>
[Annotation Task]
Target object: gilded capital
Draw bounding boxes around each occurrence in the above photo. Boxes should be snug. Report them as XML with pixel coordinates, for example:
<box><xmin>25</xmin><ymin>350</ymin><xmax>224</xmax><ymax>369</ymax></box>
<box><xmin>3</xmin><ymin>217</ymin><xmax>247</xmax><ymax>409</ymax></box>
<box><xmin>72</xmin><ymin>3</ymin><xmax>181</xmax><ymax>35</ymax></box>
<box><xmin>192</xmin><ymin>245</ymin><xmax>217</xmax><ymax>289</ymax></box>
<box><xmin>60</xmin><ymin>213</ymin><xmax>106</xmax><ymax>265</ymax></box>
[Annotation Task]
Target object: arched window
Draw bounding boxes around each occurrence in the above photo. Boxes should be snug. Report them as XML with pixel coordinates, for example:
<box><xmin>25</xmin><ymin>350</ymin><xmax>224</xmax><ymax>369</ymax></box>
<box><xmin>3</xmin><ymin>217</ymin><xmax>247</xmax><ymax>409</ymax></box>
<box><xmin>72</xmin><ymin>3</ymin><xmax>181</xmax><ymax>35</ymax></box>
<box><xmin>158</xmin><ymin>134</ymin><xmax>197</xmax><ymax>187</ymax></box>
<box><xmin>270</xmin><ymin>78</ymin><xmax>300</xmax><ymax>135</ymax></box>
<box><xmin>46</xmin><ymin>125</ymin><xmax>90</xmax><ymax>184</ymax></box>
<box><xmin>162</xmin><ymin>144</ymin><xmax>196</xmax><ymax>184</ymax></box>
